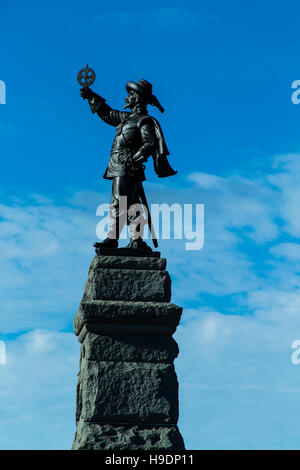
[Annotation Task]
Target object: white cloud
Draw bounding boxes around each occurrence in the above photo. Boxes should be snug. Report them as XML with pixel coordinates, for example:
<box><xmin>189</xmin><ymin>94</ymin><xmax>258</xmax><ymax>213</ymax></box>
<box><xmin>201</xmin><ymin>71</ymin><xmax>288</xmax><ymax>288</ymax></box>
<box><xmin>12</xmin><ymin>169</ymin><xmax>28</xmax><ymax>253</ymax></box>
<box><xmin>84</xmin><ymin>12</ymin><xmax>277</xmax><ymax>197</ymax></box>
<box><xmin>2</xmin><ymin>153</ymin><xmax>300</xmax><ymax>448</ymax></box>
<box><xmin>171</xmin><ymin>156</ymin><xmax>300</xmax><ymax>449</ymax></box>
<box><xmin>270</xmin><ymin>242</ymin><xmax>300</xmax><ymax>264</ymax></box>
<box><xmin>0</xmin><ymin>329</ymin><xmax>79</xmax><ymax>450</ymax></box>
<box><xmin>0</xmin><ymin>196</ymin><xmax>97</xmax><ymax>333</ymax></box>
<box><xmin>188</xmin><ymin>172</ymin><xmax>226</xmax><ymax>189</ymax></box>
<box><xmin>175</xmin><ymin>305</ymin><xmax>300</xmax><ymax>449</ymax></box>
<box><xmin>267</xmin><ymin>154</ymin><xmax>300</xmax><ymax>237</ymax></box>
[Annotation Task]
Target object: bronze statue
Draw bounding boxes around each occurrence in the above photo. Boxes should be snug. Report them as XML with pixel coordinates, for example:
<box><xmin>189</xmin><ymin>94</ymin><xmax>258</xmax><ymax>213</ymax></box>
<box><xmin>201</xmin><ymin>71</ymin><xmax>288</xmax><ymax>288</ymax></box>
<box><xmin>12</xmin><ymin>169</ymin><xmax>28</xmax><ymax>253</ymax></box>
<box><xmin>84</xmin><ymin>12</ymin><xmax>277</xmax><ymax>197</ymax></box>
<box><xmin>79</xmin><ymin>73</ymin><xmax>177</xmax><ymax>251</ymax></box>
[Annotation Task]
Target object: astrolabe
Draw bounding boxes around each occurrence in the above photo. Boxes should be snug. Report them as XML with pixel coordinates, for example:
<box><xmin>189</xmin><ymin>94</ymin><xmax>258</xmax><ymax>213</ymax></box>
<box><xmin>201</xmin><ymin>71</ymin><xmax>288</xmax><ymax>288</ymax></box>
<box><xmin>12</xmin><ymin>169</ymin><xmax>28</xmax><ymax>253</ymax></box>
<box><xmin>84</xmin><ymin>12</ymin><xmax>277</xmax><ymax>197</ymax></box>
<box><xmin>77</xmin><ymin>64</ymin><xmax>96</xmax><ymax>88</ymax></box>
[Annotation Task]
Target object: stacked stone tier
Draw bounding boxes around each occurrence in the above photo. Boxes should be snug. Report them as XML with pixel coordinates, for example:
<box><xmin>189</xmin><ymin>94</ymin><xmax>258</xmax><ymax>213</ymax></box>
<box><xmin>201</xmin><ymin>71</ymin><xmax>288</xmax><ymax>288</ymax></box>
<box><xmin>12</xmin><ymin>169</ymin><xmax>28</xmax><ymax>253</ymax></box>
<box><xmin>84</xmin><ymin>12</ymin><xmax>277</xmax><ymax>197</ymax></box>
<box><xmin>72</xmin><ymin>253</ymin><xmax>185</xmax><ymax>450</ymax></box>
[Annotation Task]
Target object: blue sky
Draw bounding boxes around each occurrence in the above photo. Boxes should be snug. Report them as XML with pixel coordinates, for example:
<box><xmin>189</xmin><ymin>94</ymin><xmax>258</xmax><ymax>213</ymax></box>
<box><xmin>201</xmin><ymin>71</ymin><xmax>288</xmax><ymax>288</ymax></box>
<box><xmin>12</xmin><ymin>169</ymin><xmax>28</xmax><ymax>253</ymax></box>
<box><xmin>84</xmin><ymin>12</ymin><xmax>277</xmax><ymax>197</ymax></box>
<box><xmin>1</xmin><ymin>0</ymin><xmax>300</xmax><ymax>450</ymax></box>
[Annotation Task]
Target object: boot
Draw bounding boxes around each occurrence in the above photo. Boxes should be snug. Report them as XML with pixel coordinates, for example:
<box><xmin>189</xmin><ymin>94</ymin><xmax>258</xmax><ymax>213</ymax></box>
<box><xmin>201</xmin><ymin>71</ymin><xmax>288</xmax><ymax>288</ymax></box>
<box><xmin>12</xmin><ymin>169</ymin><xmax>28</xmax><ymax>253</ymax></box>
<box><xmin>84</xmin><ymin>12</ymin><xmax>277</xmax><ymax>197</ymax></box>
<box><xmin>126</xmin><ymin>219</ymin><xmax>152</xmax><ymax>251</ymax></box>
<box><xmin>94</xmin><ymin>212</ymin><xmax>122</xmax><ymax>250</ymax></box>
<box><xmin>126</xmin><ymin>238</ymin><xmax>152</xmax><ymax>251</ymax></box>
<box><xmin>94</xmin><ymin>237</ymin><xmax>118</xmax><ymax>249</ymax></box>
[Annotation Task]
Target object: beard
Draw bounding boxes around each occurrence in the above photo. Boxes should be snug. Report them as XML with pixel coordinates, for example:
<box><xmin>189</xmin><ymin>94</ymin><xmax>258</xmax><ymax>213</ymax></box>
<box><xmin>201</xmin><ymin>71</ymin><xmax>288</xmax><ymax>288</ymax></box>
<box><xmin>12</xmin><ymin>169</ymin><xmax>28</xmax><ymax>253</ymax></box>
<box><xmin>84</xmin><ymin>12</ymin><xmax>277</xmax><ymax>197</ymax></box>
<box><xmin>124</xmin><ymin>93</ymin><xmax>140</xmax><ymax>110</ymax></box>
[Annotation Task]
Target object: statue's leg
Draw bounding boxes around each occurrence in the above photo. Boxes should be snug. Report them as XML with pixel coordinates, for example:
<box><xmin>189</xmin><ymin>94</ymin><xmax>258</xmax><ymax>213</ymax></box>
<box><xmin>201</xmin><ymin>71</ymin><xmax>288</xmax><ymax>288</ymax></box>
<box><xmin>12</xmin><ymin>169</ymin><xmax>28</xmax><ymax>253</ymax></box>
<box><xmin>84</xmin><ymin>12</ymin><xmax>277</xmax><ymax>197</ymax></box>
<box><xmin>98</xmin><ymin>177</ymin><xmax>151</xmax><ymax>251</ymax></box>
<box><xmin>95</xmin><ymin>177</ymin><xmax>127</xmax><ymax>248</ymax></box>
<box><xmin>127</xmin><ymin>180</ymin><xmax>152</xmax><ymax>251</ymax></box>
<box><xmin>107</xmin><ymin>177</ymin><xmax>128</xmax><ymax>240</ymax></box>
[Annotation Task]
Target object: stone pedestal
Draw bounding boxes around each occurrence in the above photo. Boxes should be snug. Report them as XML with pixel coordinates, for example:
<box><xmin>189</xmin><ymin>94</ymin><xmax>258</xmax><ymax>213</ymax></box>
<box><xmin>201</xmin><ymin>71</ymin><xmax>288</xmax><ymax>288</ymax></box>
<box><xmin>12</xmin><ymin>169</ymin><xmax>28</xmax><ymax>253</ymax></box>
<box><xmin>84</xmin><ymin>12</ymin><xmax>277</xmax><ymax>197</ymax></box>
<box><xmin>72</xmin><ymin>251</ymin><xmax>185</xmax><ymax>450</ymax></box>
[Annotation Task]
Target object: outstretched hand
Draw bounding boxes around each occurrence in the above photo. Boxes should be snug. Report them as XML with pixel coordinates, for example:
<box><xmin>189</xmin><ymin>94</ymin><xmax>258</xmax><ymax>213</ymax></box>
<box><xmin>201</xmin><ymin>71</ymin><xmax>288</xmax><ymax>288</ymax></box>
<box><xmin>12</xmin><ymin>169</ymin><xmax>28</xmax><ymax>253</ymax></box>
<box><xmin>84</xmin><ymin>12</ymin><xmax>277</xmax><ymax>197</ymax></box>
<box><xmin>80</xmin><ymin>87</ymin><xmax>95</xmax><ymax>100</ymax></box>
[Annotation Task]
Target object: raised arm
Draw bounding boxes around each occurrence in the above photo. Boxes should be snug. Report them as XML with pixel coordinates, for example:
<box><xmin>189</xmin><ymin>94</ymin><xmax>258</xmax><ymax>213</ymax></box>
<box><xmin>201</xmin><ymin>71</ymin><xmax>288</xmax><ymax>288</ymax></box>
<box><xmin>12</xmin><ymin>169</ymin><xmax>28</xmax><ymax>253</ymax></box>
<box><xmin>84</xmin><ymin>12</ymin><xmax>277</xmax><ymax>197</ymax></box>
<box><xmin>80</xmin><ymin>87</ymin><xmax>129</xmax><ymax>127</ymax></box>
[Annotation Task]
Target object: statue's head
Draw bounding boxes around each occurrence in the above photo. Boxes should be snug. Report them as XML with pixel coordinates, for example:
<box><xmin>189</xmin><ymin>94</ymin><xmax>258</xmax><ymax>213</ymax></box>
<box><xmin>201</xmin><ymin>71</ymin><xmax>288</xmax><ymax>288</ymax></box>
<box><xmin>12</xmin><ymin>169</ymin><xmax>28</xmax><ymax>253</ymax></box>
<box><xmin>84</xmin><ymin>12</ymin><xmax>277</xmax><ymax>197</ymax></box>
<box><xmin>124</xmin><ymin>89</ymin><xmax>141</xmax><ymax>110</ymax></box>
<box><xmin>124</xmin><ymin>79</ymin><xmax>164</xmax><ymax>113</ymax></box>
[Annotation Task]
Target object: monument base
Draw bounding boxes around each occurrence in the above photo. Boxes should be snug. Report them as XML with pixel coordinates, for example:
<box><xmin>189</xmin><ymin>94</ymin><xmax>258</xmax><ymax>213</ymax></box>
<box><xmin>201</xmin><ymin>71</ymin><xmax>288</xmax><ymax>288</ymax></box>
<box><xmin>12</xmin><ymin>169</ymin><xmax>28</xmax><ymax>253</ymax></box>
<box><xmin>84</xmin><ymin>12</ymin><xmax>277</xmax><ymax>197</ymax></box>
<box><xmin>72</xmin><ymin>252</ymin><xmax>185</xmax><ymax>450</ymax></box>
<box><xmin>72</xmin><ymin>420</ymin><xmax>184</xmax><ymax>450</ymax></box>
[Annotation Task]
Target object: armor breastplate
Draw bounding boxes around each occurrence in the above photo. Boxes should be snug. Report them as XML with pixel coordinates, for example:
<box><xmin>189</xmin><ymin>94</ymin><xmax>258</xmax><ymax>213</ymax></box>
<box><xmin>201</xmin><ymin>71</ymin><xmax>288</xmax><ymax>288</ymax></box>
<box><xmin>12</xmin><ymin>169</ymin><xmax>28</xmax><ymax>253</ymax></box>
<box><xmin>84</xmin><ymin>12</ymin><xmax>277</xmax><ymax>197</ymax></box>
<box><xmin>103</xmin><ymin>113</ymin><xmax>149</xmax><ymax>180</ymax></box>
<box><xmin>111</xmin><ymin>115</ymin><xmax>142</xmax><ymax>153</ymax></box>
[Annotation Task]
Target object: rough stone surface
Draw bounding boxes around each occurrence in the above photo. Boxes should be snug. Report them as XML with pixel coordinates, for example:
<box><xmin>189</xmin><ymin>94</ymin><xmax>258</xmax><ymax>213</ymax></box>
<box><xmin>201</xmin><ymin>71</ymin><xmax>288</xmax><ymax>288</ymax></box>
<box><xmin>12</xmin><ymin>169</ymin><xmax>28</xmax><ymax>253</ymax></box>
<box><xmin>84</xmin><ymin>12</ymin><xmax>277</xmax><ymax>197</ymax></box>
<box><xmin>91</xmin><ymin>255</ymin><xmax>166</xmax><ymax>270</ymax></box>
<box><xmin>74</xmin><ymin>300</ymin><xmax>182</xmax><ymax>336</ymax></box>
<box><xmin>78</xmin><ymin>324</ymin><xmax>176</xmax><ymax>342</ymax></box>
<box><xmin>82</xmin><ymin>268</ymin><xmax>171</xmax><ymax>302</ymax></box>
<box><xmin>73</xmin><ymin>254</ymin><xmax>185</xmax><ymax>450</ymax></box>
<box><xmin>94</xmin><ymin>248</ymin><xmax>161</xmax><ymax>258</ymax></box>
<box><xmin>72</xmin><ymin>420</ymin><xmax>185</xmax><ymax>450</ymax></box>
<box><xmin>80</xmin><ymin>332</ymin><xmax>179</xmax><ymax>363</ymax></box>
<box><xmin>76</xmin><ymin>360</ymin><xmax>179</xmax><ymax>424</ymax></box>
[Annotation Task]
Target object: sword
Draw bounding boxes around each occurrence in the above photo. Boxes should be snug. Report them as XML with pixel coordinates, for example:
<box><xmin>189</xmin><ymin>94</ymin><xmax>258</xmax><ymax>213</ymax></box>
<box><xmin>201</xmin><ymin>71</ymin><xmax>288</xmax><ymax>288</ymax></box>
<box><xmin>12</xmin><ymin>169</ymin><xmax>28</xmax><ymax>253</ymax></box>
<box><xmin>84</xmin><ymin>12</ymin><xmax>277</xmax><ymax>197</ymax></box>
<box><xmin>138</xmin><ymin>181</ymin><xmax>158</xmax><ymax>248</ymax></box>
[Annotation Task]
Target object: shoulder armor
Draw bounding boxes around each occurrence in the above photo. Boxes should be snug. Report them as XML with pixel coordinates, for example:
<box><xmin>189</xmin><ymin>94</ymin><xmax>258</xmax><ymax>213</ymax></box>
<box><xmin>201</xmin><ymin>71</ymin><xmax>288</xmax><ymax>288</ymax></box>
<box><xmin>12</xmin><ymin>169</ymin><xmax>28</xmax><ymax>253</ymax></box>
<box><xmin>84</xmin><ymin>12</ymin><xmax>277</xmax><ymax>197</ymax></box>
<box><xmin>137</xmin><ymin>115</ymin><xmax>154</xmax><ymax>128</ymax></box>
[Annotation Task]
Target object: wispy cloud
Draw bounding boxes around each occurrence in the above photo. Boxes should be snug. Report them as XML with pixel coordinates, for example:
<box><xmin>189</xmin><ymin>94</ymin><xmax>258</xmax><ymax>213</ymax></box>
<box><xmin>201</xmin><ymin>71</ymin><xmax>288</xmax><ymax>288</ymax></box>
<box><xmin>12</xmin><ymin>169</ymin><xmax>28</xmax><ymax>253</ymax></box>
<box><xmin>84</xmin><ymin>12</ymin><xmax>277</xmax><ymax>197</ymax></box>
<box><xmin>2</xmin><ymin>153</ymin><xmax>300</xmax><ymax>448</ymax></box>
<box><xmin>0</xmin><ymin>196</ymin><xmax>97</xmax><ymax>333</ymax></box>
<box><xmin>172</xmin><ymin>154</ymin><xmax>300</xmax><ymax>448</ymax></box>
<box><xmin>0</xmin><ymin>329</ymin><xmax>78</xmax><ymax>449</ymax></box>
<box><xmin>175</xmin><ymin>305</ymin><xmax>300</xmax><ymax>449</ymax></box>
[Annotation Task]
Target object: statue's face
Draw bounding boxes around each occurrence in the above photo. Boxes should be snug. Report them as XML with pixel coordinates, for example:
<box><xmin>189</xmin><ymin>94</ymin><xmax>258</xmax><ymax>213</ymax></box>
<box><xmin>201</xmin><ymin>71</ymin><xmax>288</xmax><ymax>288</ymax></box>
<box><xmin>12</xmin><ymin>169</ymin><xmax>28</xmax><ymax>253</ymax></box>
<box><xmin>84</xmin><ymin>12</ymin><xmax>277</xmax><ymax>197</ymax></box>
<box><xmin>124</xmin><ymin>90</ymin><xmax>138</xmax><ymax>110</ymax></box>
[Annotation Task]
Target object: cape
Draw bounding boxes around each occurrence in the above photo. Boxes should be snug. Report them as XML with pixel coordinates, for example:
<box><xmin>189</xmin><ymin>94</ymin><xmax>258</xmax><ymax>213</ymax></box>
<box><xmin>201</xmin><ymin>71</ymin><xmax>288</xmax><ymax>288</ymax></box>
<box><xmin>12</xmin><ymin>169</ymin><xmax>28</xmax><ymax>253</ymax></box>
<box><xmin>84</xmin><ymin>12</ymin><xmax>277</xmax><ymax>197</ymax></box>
<box><xmin>139</xmin><ymin>115</ymin><xmax>177</xmax><ymax>178</ymax></box>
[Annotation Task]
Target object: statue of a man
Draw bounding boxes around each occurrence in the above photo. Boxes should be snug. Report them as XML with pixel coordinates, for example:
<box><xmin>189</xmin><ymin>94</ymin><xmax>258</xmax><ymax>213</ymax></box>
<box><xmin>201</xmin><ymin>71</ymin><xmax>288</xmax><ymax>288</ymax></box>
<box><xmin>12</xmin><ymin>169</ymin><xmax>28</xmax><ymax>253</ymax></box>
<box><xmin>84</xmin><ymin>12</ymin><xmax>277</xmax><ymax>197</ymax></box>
<box><xmin>80</xmin><ymin>79</ymin><xmax>177</xmax><ymax>251</ymax></box>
